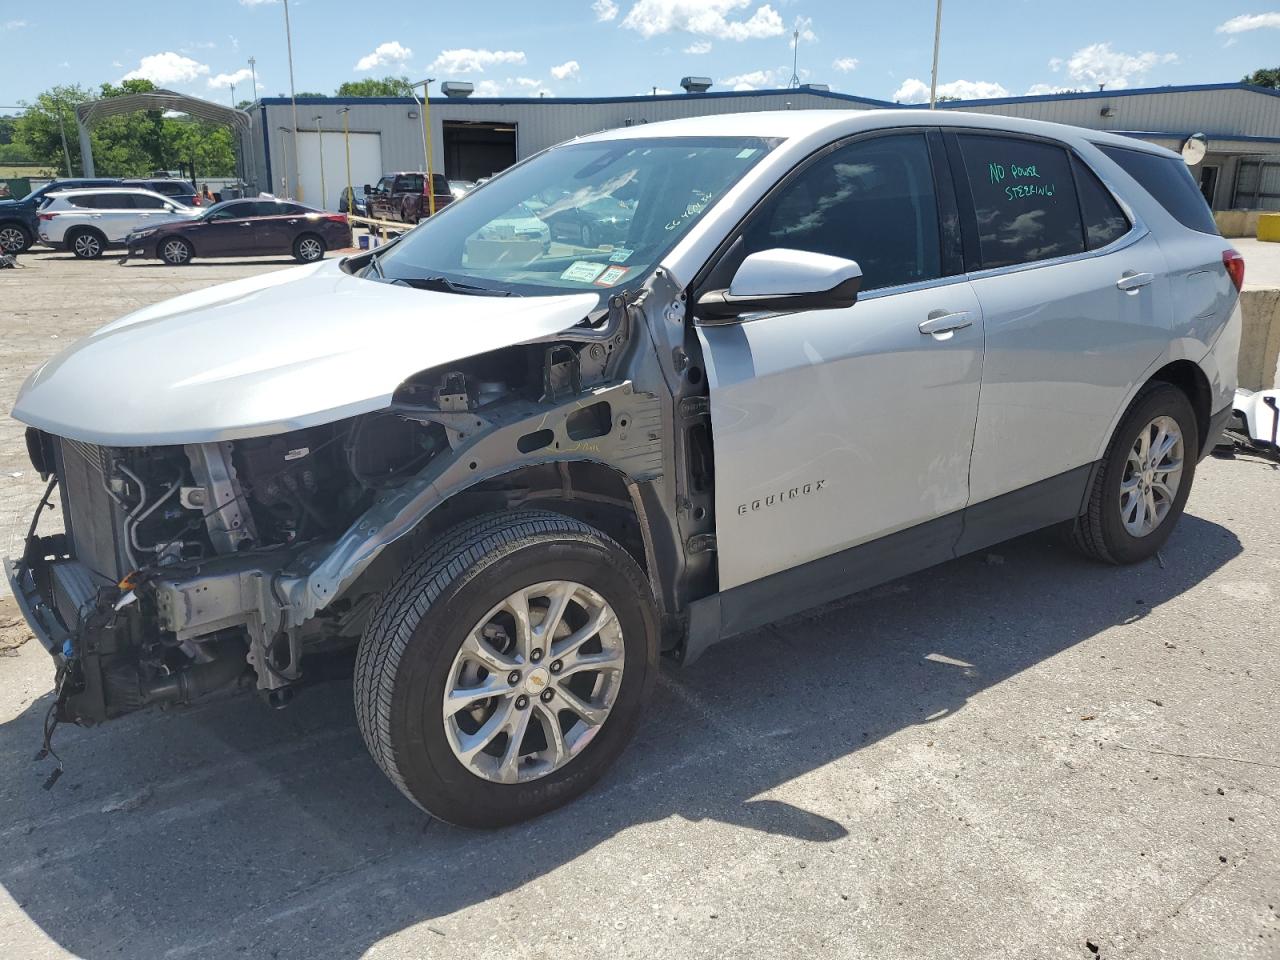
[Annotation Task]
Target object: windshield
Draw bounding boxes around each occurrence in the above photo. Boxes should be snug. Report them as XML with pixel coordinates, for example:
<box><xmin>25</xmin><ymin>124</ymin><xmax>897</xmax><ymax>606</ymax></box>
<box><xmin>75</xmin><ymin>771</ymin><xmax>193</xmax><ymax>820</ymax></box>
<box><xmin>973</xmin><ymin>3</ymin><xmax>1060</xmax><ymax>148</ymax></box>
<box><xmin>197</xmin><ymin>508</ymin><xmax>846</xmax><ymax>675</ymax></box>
<box><xmin>372</xmin><ymin>136</ymin><xmax>776</xmax><ymax>295</ymax></box>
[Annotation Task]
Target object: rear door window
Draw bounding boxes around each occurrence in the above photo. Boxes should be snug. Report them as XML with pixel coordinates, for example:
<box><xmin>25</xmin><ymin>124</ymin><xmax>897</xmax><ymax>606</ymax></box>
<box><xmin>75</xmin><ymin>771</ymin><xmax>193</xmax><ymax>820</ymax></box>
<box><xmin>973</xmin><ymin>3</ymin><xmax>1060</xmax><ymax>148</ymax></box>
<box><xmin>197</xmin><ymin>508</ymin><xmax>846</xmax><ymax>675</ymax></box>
<box><xmin>955</xmin><ymin>133</ymin><xmax>1085</xmax><ymax>269</ymax></box>
<box><xmin>1072</xmin><ymin>156</ymin><xmax>1130</xmax><ymax>250</ymax></box>
<box><xmin>1096</xmin><ymin>144</ymin><xmax>1219</xmax><ymax>235</ymax></box>
<box><xmin>742</xmin><ymin>132</ymin><xmax>943</xmax><ymax>292</ymax></box>
<box><xmin>132</xmin><ymin>193</ymin><xmax>168</xmax><ymax>210</ymax></box>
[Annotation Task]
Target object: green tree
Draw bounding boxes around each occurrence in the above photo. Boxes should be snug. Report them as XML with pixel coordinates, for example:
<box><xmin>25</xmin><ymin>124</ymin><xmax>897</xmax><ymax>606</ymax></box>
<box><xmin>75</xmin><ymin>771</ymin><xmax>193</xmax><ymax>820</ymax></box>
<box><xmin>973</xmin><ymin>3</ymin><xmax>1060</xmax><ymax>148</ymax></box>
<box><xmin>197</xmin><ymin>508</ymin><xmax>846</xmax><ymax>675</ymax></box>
<box><xmin>336</xmin><ymin>75</ymin><xmax>414</xmax><ymax>97</ymax></box>
<box><xmin>1242</xmin><ymin>67</ymin><xmax>1280</xmax><ymax>88</ymax></box>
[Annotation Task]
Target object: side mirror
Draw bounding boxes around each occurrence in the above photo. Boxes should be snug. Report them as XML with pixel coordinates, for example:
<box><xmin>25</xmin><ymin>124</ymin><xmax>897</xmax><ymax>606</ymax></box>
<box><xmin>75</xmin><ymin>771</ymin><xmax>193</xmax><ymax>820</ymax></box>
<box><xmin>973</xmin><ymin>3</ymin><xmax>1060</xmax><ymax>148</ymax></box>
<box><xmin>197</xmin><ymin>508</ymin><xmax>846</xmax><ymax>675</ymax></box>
<box><xmin>696</xmin><ymin>249</ymin><xmax>862</xmax><ymax>324</ymax></box>
<box><xmin>362</xmin><ymin>184</ymin><xmax>373</xmax><ymax>195</ymax></box>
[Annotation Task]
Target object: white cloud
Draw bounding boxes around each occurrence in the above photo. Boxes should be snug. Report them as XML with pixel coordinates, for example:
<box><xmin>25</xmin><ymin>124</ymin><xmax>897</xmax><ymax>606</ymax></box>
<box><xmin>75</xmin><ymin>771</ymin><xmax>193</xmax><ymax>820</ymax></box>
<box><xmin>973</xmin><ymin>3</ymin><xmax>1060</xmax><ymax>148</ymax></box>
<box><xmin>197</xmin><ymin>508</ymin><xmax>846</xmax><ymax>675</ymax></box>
<box><xmin>551</xmin><ymin>59</ymin><xmax>581</xmax><ymax>80</ymax></box>
<box><xmin>4</xmin><ymin>19</ymin><xmax>29</xmax><ymax>29</ymax></box>
<box><xmin>722</xmin><ymin>67</ymin><xmax>788</xmax><ymax>90</ymax></box>
<box><xmin>684</xmin><ymin>40</ymin><xmax>713</xmax><ymax>54</ymax></box>
<box><xmin>593</xmin><ymin>0</ymin><xmax>619</xmax><ymax>21</ymax></box>
<box><xmin>355</xmin><ymin>40</ymin><xmax>413</xmax><ymax>72</ymax></box>
<box><xmin>514</xmin><ymin>77</ymin><xmax>541</xmax><ymax>87</ymax></box>
<box><xmin>892</xmin><ymin>77</ymin><xmax>1010</xmax><ymax>103</ymax></box>
<box><xmin>1025</xmin><ymin>83</ymin><xmax>1075</xmax><ymax>96</ymax></box>
<box><xmin>239</xmin><ymin>0</ymin><xmax>277</xmax><ymax>5</ymax></box>
<box><xmin>208</xmin><ymin>68</ymin><xmax>254</xmax><ymax>89</ymax></box>
<box><xmin>833</xmin><ymin>56</ymin><xmax>858</xmax><ymax>72</ymax></box>
<box><xmin>791</xmin><ymin>15</ymin><xmax>816</xmax><ymax>46</ymax></box>
<box><xmin>122</xmin><ymin>52</ymin><xmax>210</xmax><ymax>86</ymax></box>
<box><xmin>429</xmin><ymin>48</ymin><xmax>527</xmax><ymax>74</ymax></box>
<box><xmin>475</xmin><ymin>77</ymin><xmax>550</xmax><ymax>97</ymax></box>
<box><xmin>1049</xmin><ymin>42</ymin><xmax>1177</xmax><ymax>89</ymax></box>
<box><xmin>622</xmin><ymin>0</ymin><xmax>785</xmax><ymax>41</ymax></box>
<box><xmin>1216</xmin><ymin>12</ymin><xmax>1280</xmax><ymax>33</ymax></box>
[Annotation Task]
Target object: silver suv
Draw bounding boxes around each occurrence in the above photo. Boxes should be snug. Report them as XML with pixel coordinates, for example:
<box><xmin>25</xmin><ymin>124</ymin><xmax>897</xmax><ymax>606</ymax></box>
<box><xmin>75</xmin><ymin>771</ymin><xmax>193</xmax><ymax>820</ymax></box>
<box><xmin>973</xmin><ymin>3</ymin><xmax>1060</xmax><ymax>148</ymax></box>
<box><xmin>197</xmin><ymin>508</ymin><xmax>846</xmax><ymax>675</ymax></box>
<box><xmin>6</xmin><ymin>110</ymin><xmax>1242</xmax><ymax>827</ymax></box>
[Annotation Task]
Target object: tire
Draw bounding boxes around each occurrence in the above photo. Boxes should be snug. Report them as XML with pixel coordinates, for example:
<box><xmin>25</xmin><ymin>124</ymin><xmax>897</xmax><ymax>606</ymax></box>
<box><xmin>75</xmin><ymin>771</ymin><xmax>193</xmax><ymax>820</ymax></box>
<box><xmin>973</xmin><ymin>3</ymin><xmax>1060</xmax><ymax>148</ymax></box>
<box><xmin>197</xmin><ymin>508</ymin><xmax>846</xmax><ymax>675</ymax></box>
<box><xmin>0</xmin><ymin>222</ymin><xmax>30</xmax><ymax>254</ymax></box>
<box><xmin>68</xmin><ymin>228</ymin><xmax>106</xmax><ymax>259</ymax></box>
<box><xmin>160</xmin><ymin>236</ymin><xmax>193</xmax><ymax>265</ymax></box>
<box><xmin>1071</xmin><ymin>382</ymin><xmax>1198</xmax><ymax>564</ymax></box>
<box><xmin>402</xmin><ymin>199</ymin><xmax>418</xmax><ymax>224</ymax></box>
<box><xmin>293</xmin><ymin>233</ymin><xmax>325</xmax><ymax>263</ymax></box>
<box><xmin>354</xmin><ymin>509</ymin><xmax>659</xmax><ymax>827</ymax></box>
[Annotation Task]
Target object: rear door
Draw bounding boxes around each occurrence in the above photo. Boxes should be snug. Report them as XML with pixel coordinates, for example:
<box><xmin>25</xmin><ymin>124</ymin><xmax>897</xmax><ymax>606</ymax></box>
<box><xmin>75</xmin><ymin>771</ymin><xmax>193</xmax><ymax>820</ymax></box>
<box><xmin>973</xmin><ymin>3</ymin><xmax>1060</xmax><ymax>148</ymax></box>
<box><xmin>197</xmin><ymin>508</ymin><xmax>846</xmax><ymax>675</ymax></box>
<box><xmin>697</xmin><ymin>129</ymin><xmax>985</xmax><ymax>591</ymax></box>
<box><xmin>948</xmin><ymin>130</ymin><xmax>1170</xmax><ymax>535</ymax></box>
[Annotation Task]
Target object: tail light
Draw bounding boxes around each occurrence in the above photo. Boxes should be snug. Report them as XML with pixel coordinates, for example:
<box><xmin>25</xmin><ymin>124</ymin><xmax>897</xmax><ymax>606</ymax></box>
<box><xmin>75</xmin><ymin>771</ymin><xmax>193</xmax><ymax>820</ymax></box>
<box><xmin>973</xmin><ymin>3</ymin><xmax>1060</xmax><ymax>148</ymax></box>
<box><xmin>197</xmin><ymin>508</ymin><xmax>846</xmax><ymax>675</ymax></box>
<box><xmin>1223</xmin><ymin>249</ymin><xmax>1245</xmax><ymax>292</ymax></box>
<box><xmin>38</xmin><ymin>213</ymin><xmax>56</xmax><ymax>221</ymax></box>
<box><xmin>325</xmin><ymin>214</ymin><xmax>348</xmax><ymax>224</ymax></box>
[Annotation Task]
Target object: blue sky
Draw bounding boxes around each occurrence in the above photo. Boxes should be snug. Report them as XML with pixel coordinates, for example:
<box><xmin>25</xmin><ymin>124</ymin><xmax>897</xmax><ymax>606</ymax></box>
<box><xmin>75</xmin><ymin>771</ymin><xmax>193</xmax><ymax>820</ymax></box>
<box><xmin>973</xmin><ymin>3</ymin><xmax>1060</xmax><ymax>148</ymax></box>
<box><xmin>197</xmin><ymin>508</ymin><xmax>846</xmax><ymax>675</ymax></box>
<box><xmin>1</xmin><ymin>0</ymin><xmax>1277</xmax><ymax>110</ymax></box>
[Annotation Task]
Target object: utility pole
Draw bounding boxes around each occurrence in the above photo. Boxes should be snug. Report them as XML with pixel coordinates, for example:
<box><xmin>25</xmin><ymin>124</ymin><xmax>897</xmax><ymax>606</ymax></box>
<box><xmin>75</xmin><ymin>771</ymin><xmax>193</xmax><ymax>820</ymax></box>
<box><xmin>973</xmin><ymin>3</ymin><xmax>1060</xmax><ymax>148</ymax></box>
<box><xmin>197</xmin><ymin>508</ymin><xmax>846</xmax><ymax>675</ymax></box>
<box><xmin>248</xmin><ymin>57</ymin><xmax>258</xmax><ymax>101</ymax></box>
<box><xmin>339</xmin><ymin>106</ymin><xmax>353</xmax><ymax>217</ymax></box>
<box><xmin>411</xmin><ymin>78</ymin><xmax>437</xmax><ymax>217</ymax></box>
<box><xmin>282</xmin><ymin>0</ymin><xmax>302</xmax><ymax>200</ymax></box>
<box><xmin>277</xmin><ymin>126</ymin><xmax>291</xmax><ymax>197</ymax></box>
<box><xmin>230</xmin><ymin>81</ymin><xmax>236</xmax><ymax>108</ymax></box>
<box><xmin>929</xmin><ymin>0</ymin><xmax>943</xmax><ymax>108</ymax></box>
<box><xmin>313</xmin><ymin>115</ymin><xmax>327</xmax><ymax>209</ymax></box>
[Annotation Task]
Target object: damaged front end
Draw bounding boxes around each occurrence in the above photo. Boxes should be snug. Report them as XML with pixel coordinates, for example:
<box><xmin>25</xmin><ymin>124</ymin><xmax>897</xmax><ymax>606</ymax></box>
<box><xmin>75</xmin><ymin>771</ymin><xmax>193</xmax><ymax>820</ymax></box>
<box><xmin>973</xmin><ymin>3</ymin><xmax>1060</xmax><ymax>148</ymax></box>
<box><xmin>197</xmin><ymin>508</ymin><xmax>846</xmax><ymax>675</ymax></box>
<box><xmin>6</xmin><ymin>287</ymin><xmax>699</xmax><ymax>726</ymax></box>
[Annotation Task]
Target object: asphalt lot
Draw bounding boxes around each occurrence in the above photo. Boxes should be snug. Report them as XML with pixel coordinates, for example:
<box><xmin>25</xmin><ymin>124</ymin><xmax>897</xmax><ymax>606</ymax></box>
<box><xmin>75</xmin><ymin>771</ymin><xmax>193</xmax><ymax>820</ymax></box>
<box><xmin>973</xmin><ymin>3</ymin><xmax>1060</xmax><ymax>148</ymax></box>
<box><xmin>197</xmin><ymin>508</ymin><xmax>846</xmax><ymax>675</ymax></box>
<box><xmin>1</xmin><ymin>246</ymin><xmax>1278</xmax><ymax>960</ymax></box>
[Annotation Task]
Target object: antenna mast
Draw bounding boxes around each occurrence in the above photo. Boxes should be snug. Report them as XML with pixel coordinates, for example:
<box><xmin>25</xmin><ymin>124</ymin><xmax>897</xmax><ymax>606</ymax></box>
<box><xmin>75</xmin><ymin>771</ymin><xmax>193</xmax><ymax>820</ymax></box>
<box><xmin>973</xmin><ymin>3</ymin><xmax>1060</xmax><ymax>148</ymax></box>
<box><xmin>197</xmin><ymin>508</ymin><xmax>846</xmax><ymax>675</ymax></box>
<box><xmin>789</xmin><ymin>27</ymin><xmax>801</xmax><ymax>88</ymax></box>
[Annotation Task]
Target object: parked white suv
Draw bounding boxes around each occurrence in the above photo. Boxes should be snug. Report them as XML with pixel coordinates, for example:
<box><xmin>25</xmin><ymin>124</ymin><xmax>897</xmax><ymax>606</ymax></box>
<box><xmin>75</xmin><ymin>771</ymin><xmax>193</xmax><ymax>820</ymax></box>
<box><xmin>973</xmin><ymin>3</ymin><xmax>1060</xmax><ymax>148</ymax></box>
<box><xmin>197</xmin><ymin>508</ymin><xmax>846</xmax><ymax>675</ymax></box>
<box><xmin>37</xmin><ymin>187</ymin><xmax>197</xmax><ymax>258</ymax></box>
<box><xmin>8</xmin><ymin>110</ymin><xmax>1242</xmax><ymax>827</ymax></box>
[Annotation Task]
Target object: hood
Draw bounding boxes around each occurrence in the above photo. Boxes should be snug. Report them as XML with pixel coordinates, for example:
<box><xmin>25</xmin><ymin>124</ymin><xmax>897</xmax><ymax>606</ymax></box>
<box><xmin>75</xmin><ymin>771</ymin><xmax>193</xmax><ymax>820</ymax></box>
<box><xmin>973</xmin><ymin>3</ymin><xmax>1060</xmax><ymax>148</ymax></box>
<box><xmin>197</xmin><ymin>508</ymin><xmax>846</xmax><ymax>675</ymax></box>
<box><xmin>12</xmin><ymin>259</ymin><xmax>600</xmax><ymax>445</ymax></box>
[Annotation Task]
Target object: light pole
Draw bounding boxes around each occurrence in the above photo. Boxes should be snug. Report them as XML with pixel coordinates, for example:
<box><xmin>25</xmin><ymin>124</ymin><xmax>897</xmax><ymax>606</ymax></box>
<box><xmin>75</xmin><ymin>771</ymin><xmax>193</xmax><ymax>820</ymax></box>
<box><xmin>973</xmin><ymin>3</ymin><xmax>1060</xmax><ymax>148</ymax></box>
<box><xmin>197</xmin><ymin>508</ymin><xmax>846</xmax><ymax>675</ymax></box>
<box><xmin>277</xmin><ymin>126</ymin><xmax>292</xmax><ymax>197</ymax></box>
<box><xmin>248</xmin><ymin>57</ymin><xmax>258</xmax><ymax>101</ymax></box>
<box><xmin>312</xmin><ymin>114</ymin><xmax>327</xmax><ymax>210</ymax></box>
<box><xmin>339</xmin><ymin>106</ymin><xmax>353</xmax><ymax>217</ymax></box>
<box><xmin>229</xmin><ymin>81</ymin><xmax>236</xmax><ymax>108</ymax></box>
<box><xmin>410</xmin><ymin>78</ymin><xmax>437</xmax><ymax>217</ymax></box>
<box><xmin>928</xmin><ymin>0</ymin><xmax>943</xmax><ymax>109</ymax></box>
<box><xmin>281</xmin><ymin>0</ymin><xmax>302</xmax><ymax>200</ymax></box>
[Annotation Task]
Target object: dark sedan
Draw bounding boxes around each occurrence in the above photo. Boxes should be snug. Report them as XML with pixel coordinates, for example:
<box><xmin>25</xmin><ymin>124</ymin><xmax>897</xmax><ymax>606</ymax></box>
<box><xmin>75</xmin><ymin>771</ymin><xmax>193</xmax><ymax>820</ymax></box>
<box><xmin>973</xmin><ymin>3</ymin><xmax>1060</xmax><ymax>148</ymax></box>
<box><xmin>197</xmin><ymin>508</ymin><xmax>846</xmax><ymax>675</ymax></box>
<box><xmin>125</xmin><ymin>198</ymin><xmax>351</xmax><ymax>265</ymax></box>
<box><xmin>542</xmin><ymin>196</ymin><xmax>636</xmax><ymax>249</ymax></box>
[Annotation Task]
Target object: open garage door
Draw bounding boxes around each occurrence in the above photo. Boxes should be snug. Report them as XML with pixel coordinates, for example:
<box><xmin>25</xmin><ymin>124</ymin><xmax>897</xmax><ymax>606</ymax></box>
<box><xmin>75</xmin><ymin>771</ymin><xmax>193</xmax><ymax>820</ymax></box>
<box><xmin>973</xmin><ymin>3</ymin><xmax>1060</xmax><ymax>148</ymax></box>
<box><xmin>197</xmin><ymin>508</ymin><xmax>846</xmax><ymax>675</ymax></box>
<box><xmin>294</xmin><ymin>130</ymin><xmax>383</xmax><ymax>211</ymax></box>
<box><xmin>443</xmin><ymin>121</ymin><xmax>517</xmax><ymax>182</ymax></box>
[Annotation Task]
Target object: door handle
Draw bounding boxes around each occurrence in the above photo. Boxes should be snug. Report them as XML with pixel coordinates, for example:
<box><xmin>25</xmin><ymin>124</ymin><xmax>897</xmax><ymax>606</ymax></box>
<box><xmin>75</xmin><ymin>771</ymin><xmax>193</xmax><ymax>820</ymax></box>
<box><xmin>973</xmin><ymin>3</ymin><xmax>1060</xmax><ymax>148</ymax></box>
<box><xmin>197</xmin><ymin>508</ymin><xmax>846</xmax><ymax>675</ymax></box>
<box><xmin>1116</xmin><ymin>271</ymin><xmax>1154</xmax><ymax>292</ymax></box>
<box><xmin>919</xmin><ymin>310</ymin><xmax>974</xmax><ymax>336</ymax></box>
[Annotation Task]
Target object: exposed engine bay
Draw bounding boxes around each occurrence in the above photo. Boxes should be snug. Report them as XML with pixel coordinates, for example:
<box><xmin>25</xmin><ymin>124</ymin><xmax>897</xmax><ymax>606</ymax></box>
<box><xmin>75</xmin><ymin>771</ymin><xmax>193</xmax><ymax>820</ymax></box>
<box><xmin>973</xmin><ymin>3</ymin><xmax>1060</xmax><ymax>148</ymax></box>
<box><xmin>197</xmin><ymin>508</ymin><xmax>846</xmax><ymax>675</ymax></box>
<box><xmin>9</xmin><ymin>282</ymin><xmax>716</xmax><ymax>728</ymax></box>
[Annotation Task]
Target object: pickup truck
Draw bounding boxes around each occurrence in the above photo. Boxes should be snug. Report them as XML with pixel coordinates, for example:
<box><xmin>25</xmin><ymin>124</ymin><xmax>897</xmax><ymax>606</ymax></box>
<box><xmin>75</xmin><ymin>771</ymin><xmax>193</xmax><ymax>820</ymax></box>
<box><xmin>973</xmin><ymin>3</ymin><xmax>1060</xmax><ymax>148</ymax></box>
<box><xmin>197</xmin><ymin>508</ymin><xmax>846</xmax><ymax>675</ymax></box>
<box><xmin>0</xmin><ymin>177</ymin><xmax>118</xmax><ymax>253</ymax></box>
<box><xmin>364</xmin><ymin>172</ymin><xmax>453</xmax><ymax>224</ymax></box>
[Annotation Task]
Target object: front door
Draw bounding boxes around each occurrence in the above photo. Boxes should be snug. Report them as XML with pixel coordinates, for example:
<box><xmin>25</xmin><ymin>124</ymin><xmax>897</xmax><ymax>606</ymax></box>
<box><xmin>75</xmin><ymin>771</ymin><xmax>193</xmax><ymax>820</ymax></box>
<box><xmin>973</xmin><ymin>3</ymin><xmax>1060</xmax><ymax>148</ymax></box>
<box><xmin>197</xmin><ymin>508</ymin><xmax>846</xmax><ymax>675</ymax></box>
<box><xmin>696</xmin><ymin>131</ymin><xmax>985</xmax><ymax>591</ymax></box>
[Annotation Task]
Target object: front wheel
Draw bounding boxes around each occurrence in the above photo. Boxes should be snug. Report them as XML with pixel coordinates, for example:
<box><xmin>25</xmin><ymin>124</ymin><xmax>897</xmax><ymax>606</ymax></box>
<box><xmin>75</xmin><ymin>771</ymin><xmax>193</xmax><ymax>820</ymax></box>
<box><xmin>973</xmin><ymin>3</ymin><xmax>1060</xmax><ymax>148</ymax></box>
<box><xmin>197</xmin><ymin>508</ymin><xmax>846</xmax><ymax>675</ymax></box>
<box><xmin>354</xmin><ymin>510</ymin><xmax>659</xmax><ymax>827</ymax></box>
<box><xmin>160</xmin><ymin>236</ymin><xmax>193</xmax><ymax>265</ymax></box>
<box><xmin>1071</xmin><ymin>382</ymin><xmax>1198</xmax><ymax>564</ymax></box>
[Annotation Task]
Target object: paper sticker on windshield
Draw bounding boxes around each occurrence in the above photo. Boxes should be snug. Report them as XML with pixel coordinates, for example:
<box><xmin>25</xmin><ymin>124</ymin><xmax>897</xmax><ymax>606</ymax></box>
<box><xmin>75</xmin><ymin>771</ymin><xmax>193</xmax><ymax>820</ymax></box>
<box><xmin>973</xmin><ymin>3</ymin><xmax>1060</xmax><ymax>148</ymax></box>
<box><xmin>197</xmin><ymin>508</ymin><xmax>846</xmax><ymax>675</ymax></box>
<box><xmin>560</xmin><ymin>261</ymin><xmax>606</xmax><ymax>283</ymax></box>
<box><xmin>608</xmin><ymin>247</ymin><xmax>633</xmax><ymax>263</ymax></box>
<box><xmin>736</xmin><ymin>148</ymin><xmax>759</xmax><ymax>159</ymax></box>
<box><xmin>593</xmin><ymin>265</ymin><xmax>629</xmax><ymax>286</ymax></box>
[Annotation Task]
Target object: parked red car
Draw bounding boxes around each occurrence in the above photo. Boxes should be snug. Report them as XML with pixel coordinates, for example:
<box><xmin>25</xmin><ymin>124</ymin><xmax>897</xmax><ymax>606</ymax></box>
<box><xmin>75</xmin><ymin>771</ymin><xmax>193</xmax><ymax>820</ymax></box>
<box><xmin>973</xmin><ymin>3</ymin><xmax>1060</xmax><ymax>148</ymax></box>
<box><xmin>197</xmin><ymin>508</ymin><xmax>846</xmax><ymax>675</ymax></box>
<box><xmin>124</xmin><ymin>198</ymin><xmax>351</xmax><ymax>265</ymax></box>
<box><xmin>365</xmin><ymin>172</ymin><xmax>453</xmax><ymax>224</ymax></box>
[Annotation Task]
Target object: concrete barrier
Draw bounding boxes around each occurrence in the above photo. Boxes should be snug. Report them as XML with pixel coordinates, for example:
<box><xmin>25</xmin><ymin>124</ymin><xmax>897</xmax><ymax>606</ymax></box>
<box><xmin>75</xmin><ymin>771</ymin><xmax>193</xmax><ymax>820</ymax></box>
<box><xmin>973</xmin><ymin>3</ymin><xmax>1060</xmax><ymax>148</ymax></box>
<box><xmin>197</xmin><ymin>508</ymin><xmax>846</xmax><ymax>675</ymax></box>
<box><xmin>1239</xmin><ymin>288</ymin><xmax>1280</xmax><ymax>391</ymax></box>
<box><xmin>1260</xmin><ymin>213</ymin><xmax>1280</xmax><ymax>243</ymax></box>
<box><xmin>1215</xmin><ymin>210</ymin><xmax>1262</xmax><ymax>238</ymax></box>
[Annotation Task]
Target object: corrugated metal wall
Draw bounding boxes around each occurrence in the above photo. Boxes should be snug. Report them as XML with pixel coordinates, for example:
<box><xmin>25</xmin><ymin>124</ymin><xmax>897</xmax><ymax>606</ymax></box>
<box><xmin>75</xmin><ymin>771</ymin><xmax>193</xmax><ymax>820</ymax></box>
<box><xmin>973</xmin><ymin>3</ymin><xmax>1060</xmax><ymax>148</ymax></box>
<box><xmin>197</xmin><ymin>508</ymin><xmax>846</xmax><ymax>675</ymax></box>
<box><xmin>246</xmin><ymin>92</ymin><xmax>872</xmax><ymax>195</ymax></box>
<box><xmin>938</xmin><ymin>88</ymin><xmax>1280</xmax><ymax>139</ymax></box>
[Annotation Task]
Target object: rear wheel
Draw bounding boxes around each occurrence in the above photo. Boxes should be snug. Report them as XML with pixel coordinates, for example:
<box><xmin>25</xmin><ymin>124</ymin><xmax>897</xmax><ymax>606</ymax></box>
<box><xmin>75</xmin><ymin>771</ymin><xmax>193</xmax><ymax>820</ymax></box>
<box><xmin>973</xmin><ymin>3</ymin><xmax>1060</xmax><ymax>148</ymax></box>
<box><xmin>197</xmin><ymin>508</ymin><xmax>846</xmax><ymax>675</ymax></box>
<box><xmin>293</xmin><ymin>233</ymin><xmax>325</xmax><ymax>263</ymax></box>
<box><xmin>354</xmin><ymin>510</ymin><xmax>659</xmax><ymax>827</ymax></box>
<box><xmin>69</xmin><ymin>228</ymin><xmax>105</xmax><ymax>259</ymax></box>
<box><xmin>0</xmin><ymin>223</ymin><xmax>29</xmax><ymax>254</ymax></box>
<box><xmin>1071</xmin><ymin>382</ymin><xmax>1198</xmax><ymax>564</ymax></box>
<box><xmin>160</xmin><ymin>237</ymin><xmax>193</xmax><ymax>265</ymax></box>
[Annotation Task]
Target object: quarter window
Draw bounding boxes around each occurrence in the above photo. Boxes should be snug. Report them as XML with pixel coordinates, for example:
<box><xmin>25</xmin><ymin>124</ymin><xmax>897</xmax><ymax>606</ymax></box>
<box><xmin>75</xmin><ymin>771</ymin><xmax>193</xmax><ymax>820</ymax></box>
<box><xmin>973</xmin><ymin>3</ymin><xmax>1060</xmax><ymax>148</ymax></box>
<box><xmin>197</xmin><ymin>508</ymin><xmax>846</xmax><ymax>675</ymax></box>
<box><xmin>1072</xmin><ymin>156</ymin><xmax>1130</xmax><ymax>250</ymax></box>
<box><xmin>742</xmin><ymin>133</ymin><xmax>943</xmax><ymax>292</ymax></box>
<box><xmin>956</xmin><ymin>134</ymin><xmax>1084</xmax><ymax>269</ymax></box>
<box><xmin>132</xmin><ymin>194</ymin><xmax>168</xmax><ymax>210</ymax></box>
<box><xmin>1096</xmin><ymin>144</ymin><xmax>1219</xmax><ymax>235</ymax></box>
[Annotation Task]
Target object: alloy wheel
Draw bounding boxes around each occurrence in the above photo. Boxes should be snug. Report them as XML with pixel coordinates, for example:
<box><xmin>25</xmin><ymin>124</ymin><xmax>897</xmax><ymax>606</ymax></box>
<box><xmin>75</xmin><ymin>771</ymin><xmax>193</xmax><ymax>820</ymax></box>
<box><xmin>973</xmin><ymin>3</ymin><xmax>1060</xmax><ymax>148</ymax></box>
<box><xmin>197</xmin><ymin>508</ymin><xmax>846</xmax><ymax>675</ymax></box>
<box><xmin>442</xmin><ymin>581</ymin><xmax>625</xmax><ymax>784</ymax></box>
<box><xmin>0</xmin><ymin>226</ymin><xmax>25</xmax><ymax>253</ymax></box>
<box><xmin>1120</xmin><ymin>415</ymin><xmax>1184</xmax><ymax>537</ymax></box>
<box><xmin>298</xmin><ymin>237</ymin><xmax>323</xmax><ymax>261</ymax></box>
<box><xmin>73</xmin><ymin>233</ymin><xmax>101</xmax><ymax>258</ymax></box>
<box><xmin>162</xmin><ymin>239</ymin><xmax>190</xmax><ymax>264</ymax></box>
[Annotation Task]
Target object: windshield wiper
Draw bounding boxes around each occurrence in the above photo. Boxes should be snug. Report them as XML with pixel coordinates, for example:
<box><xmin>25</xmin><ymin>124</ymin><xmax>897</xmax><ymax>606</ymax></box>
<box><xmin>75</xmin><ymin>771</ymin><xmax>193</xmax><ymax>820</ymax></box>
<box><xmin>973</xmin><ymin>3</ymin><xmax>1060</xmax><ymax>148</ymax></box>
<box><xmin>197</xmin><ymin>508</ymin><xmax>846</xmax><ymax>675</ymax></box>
<box><xmin>366</xmin><ymin>250</ymin><xmax>386</xmax><ymax>279</ymax></box>
<box><xmin>398</xmin><ymin>276</ymin><xmax>512</xmax><ymax>297</ymax></box>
